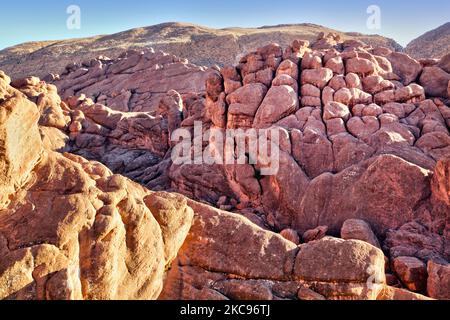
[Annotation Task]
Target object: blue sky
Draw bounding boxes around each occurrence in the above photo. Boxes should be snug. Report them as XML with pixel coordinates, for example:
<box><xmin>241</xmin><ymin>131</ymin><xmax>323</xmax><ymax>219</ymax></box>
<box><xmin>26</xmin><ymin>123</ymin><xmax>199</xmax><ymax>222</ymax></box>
<box><xmin>0</xmin><ymin>0</ymin><xmax>449</xmax><ymax>49</ymax></box>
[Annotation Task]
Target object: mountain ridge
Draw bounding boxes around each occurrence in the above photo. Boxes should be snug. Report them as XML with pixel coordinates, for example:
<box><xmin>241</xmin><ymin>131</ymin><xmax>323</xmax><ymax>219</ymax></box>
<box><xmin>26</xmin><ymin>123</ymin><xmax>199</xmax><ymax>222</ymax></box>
<box><xmin>0</xmin><ymin>21</ymin><xmax>403</xmax><ymax>79</ymax></box>
<box><xmin>405</xmin><ymin>22</ymin><xmax>450</xmax><ymax>59</ymax></box>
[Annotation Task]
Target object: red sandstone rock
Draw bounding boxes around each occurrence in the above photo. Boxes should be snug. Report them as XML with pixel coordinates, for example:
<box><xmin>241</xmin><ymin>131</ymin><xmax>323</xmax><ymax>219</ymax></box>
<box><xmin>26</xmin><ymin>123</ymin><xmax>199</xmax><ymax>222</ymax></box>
<box><xmin>362</xmin><ymin>75</ymin><xmax>395</xmax><ymax>94</ymax></box>
<box><xmin>301</xmin><ymin>67</ymin><xmax>333</xmax><ymax>89</ymax></box>
<box><xmin>302</xmin><ymin>226</ymin><xmax>328</xmax><ymax>243</ymax></box>
<box><xmin>323</xmin><ymin>101</ymin><xmax>350</xmax><ymax>121</ymax></box>
<box><xmin>387</xmin><ymin>52</ymin><xmax>422</xmax><ymax>85</ymax></box>
<box><xmin>273</xmin><ymin>74</ymin><xmax>298</xmax><ymax>92</ymax></box>
<box><xmin>14</xmin><ymin>43</ymin><xmax>448</xmax><ymax>252</ymax></box>
<box><xmin>427</xmin><ymin>261</ymin><xmax>450</xmax><ymax>300</ymax></box>
<box><xmin>0</xmin><ymin>79</ymin><xmax>42</xmax><ymax>207</ymax></box>
<box><xmin>294</xmin><ymin>237</ymin><xmax>386</xmax><ymax>299</ymax></box>
<box><xmin>438</xmin><ymin>53</ymin><xmax>450</xmax><ymax>73</ymax></box>
<box><xmin>277</xmin><ymin>59</ymin><xmax>299</xmax><ymax>80</ymax></box>
<box><xmin>53</xmin><ymin>49</ymin><xmax>213</xmax><ymax>112</ymax></box>
<box><xmin>378</xmin><ymin>286</ymin><xmax>433</xmax><ymax>300</ymax></box>
<box><xmin>297</xmin><ymin>287</ymin><xmax>326</xmax><ymax>300</ymax></box>
<box><xmin>301</xmin><ymin>83</ymin><xmax>320</xmax><ymax>97</ymax></box>
<box><xmin>221</xmin><ymin>66</ymin><xmax>242</xmax><ymax>95</ymax></box>
<box><xmin>448</xmin><ymin>80</ymin><xmax>450</xmax><ymax>98</ymax></box>
<box><xmin>393</xmin><ymin>257</ymin><xmax>428</xmax><ymax>292</ymax></box>
<box><xmin>226</xmin><ymin>83</ymin><xmax>267</xmax><ymax>128</ymax></box>
<box><xmin>1</xmin><ymin>37</ymin><xmax>449</xmax><ymax>301</ymax></box>
<box><xmin>419</xmin><ymin>66</ymin><xmax>450</xmax><ymax>98</ymax></box>
<box><xmin>431</xmin><ymin>158</ymin><xmax>450</xmax><ymax>206</ymax></box>
<box><xmin>384</xmin><ymin>221</ymin><xmax>447</xmax><ymax>264</ymax></box>
<box><xmin>301</xmin><ymin>52</ymin><xmax>323</xmax><ymax>70</ymax></box>
<box><xmin>280</xmin><ymin>229</ymin><xmax>301</xmax><ymax>245</ymax></box>
<box><xmin>253</xmin><ymin>85</ymin><xmax>298</xmax><ymax>128</ymax></box>
<box><xmin>341</xmin><ymin>219</ymin><xmax>381</xmax><ymax>248</ymax></box>
<box><xmin>325</xmin><ymin>56</ymin><xmax>344</xmax><ymax>75</ymax></box>
<box><xmin>161</xmin><ymin>201</ymin><xmax>387</xmax><ymax>300</ymax></box>
<box><xmin>346</xmin><ymin>57</ymin><xmax>376</xmax><ymax>76</ymax></box>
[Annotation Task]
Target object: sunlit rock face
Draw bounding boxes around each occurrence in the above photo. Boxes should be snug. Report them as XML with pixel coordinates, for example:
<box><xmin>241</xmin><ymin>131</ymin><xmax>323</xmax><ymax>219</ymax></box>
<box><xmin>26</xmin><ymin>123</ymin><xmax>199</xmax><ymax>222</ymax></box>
<box><xmin>0</xmin><ymin>75</ymin><xmax>194</xmax><ymax>300</ymax></box>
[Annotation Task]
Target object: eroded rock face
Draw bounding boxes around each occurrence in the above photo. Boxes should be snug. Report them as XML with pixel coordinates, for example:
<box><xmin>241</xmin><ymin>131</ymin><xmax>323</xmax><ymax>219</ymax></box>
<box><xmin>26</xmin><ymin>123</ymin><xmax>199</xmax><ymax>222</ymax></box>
<box><xmin>162</xmin><ymin>40</ymin><xmax>449</xmax><ymax>240</ymax></box>
<box><xmin>24</xmin><ymin>43</ymin><xmax>450</xmax><ymax>250</ymax></box>
<box><xmin>0</xmin><ymin>152</ymin><xmax>194</xmax><ymax>300</ymax></box>
<box><xmin>385</xmin><ymin>221</ymin><xmax>448</xmax><ymax>265</ymax></box>
<box><xmin>0</xmin><ymin>76</ymin><xmax>194</xmax><ymax>300</ymax></box>
<box><xmin>0</xmin><ymin>78</ymin><xmax>42</xmax><ymax>207</ymax></box>
<box><xmin>160</xmin><ymin>202</ymin><xmax>386</xmax><ymax>301</ymax></box>
<box><xmin>1</xmin><ymin>35</ymin><xmax>449</xmax><ymax>301</ymax></box>
<box><xmin>52</xmin><ymin>49</ymin><xmax>214</xmax><ymax>113</ymax></box>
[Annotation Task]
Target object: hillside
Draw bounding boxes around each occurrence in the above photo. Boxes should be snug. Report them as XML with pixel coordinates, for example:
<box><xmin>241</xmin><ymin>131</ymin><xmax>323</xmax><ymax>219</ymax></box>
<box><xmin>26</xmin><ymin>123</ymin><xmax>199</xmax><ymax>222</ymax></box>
<box><xmin>406</xmin><ymin>22</ymin><xmax>450</xmax><ymax>59</ymax></box>
<box><xmin>0</xmin><ymin>22</ymin><xmax>402</xmax><ymax>79</ymax></box>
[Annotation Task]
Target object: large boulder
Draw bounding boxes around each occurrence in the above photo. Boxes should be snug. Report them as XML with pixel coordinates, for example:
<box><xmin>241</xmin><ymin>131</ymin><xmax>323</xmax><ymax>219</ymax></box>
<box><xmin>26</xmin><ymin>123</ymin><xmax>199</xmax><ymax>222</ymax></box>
<box><xmin>226</xmin><ymin>83</ymin><xmax>267</xmax><ymax>128</ymax></box>
<box><xmin>427</xmin><ymin>261</ymin><xmax>450</xmax><ymax>300</ymax></box>
<box><xmin>11</xmin><ymin>77</ymin><xmax>70</xmax><ymax>130</ymax></box>
<box><xmin>387</xmin><ymin>52</ymin><xmax>422</xmax><ymax>85</ymax></box>
<box><xmin>378</xmin><ymin>286</ymin><xmax>433</xmax><ymax>300</ymax></box>
<box><xmin>346</xmin><ymin>57</ymin><xmax>377</xmax><ymax>76</ymax></box>
<box><xmin>392</xmin><ymin>257</ymin><xmax>428</xmax><ymax>292</ymax></box>
<box><xmin>277</xmin><ymin>59</ymin><xmax>299</xmax><ymax>80</ymax></box>
<box><xmin>341</xmin><ymin>219</ymin><xmax>381</xmax><ymax>248</ymax></box>
<box><xmin>301</xmin><ymin>68</ymin><xmax>333</xmax><ymax>89</ymax></box>
<box><xmin>260</xmin><ymin>150</ymin><xmax>311</xmax><ymax>228</ymax></box>
<box><xmin>161</xmin><ymin>202</ymin><xmax>387</xmax><ymax>300</ymax></box>
<box><xmin>362</xmin><ymin>75</ymin><xmax>395</xmax><ymax>94</ymax></box>
<box><xmin>205</xmin><ymin>72</ymin><xmax>227</xmax><ymax>128</ymax></box>
<box><xmin>419</xmin><ymin>67</ymin><xmax>450</xmax><ymax>98</ymax></box>
<box><xmin>294</xmin><ymin>237</ymin><xmax>386</xmax><ymax>300</ymax></box>
<box><xmin>160</xmin><ymin>201</ymin><xmax>298</xmax><ymax>300</ymax></box>
<box><xmin>432</xmin><ymin>158</ymin><xmax>450</xmax><ymax>206</ymax></box>
<box><xmin>295</xmin><ymin>155</ymin><xmax>433</xmax><ymax>235</ymax></box>
<box><xmin>253</xmin><ymin>85</ymin><xmax>298</xmax><ymax>128</ymax></box>
<box><xmin>384</xmin><ymin>221</ymin><xmax>447</xmax><ymax>264</ymax></box>
<box><xmin>323</xmin><ymin>101</ymin><xmax>351</xmax><ymax>121</ymax></box>
<box><xmin>438</xmin><ymin>53</ymin><xmax>450</xmax><ymax>73</ymax></box>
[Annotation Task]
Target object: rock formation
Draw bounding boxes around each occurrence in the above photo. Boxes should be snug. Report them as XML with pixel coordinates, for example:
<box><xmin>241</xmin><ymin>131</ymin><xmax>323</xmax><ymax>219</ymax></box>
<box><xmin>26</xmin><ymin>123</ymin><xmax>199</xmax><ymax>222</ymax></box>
<box><xmin>52</xmin><ymin>49</ymin><xmax>214</xmax><ymax>113</ymax></box>
<box><xmin>160</xmin><ymin>201</ymin><xmax>387</xmax><ymax>300</ymax></box>
<box><xmin>0</xmin><ymin>74</ymin><xmax>195</xmax><ymax>300</ymax></box>
<box><xmin>0</xmin><ymin>32</ymin><xmax>449</xmax><ymax>300</ymax></box>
